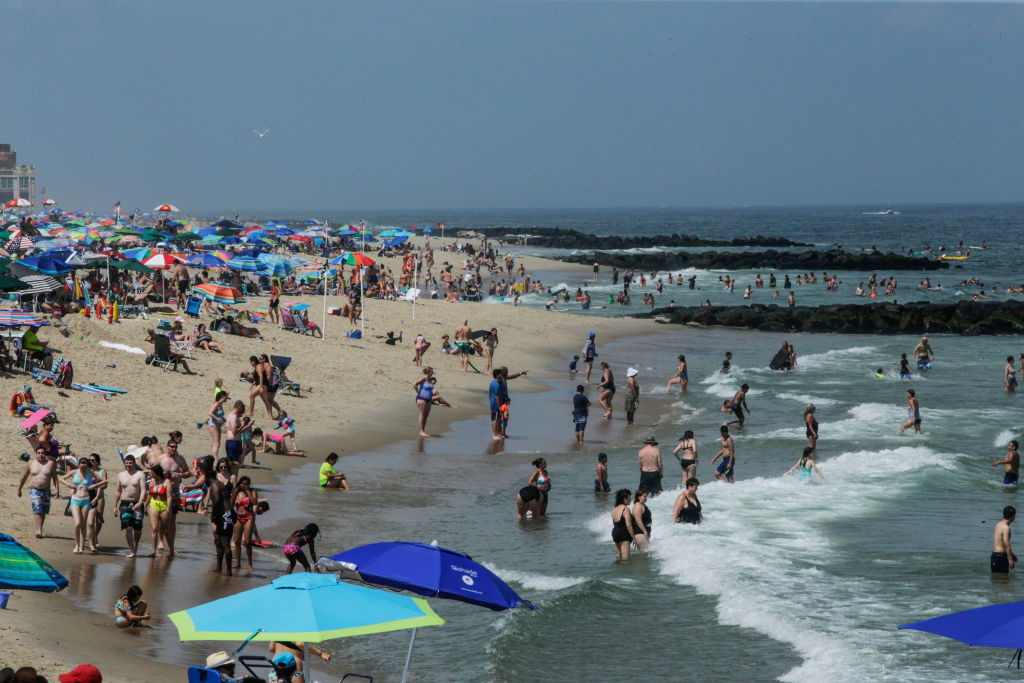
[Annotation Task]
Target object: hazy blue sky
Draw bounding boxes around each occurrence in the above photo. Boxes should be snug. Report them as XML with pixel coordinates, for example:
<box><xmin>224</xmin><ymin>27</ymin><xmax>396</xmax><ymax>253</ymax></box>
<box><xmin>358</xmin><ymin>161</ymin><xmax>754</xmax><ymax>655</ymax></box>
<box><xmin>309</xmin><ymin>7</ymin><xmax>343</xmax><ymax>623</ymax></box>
<box><xmin>5</xmin><ymin>2</ymin><xmax>1023</xmax><ymax>211</ymax></box>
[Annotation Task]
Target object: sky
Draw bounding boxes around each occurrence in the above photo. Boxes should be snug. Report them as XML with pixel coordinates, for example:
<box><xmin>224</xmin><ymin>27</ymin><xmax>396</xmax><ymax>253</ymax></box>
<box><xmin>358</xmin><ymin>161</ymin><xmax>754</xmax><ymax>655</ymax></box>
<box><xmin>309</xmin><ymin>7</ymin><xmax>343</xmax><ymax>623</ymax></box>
<box><xmin>4</xmin><ymin>1</ymin><xmax>1023</xmax><ymax>212</ymax></box>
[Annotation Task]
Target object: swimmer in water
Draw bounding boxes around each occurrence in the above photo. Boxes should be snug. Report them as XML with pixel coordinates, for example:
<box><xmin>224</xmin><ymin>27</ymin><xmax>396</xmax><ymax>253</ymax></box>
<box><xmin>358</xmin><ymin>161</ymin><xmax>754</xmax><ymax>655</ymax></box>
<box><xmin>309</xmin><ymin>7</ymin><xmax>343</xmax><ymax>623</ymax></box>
<box><xmin>785</xmin><ymin>446</ymin><xmax>827</xmax><ymax>483</ymax></box>
<box><xmin>993</xmin><ymin>440</ymin><xmax>1020</xmax><ymax>486</ymax></box>
<box><xmin>992</xmin><ymin>506</ymin><xmax>1017</xmax><ymax>574</ymax></box>
<box><xmin>898</xmin><ymin>389</ymin><xmax>921</xmax><ymax>435</ymax></box>
<box><xmin>895</xmin><ymin>353</ymin><xmax>912</xmax><ymax>380</ymax></box>
<box><xmin>912</xmin><ymin>336</ymin><xmax>933</xmax><ymax>370</ymax></box>
<box><xmin>875</xmin><ymin>368</ymin><xmax>885</xmax><ymax>379</ymax></box>
<box><xmin>666</xmin><ymin>354</ymin><xmax>688</xmax><ymax>394</ymax></box>
<box><xmin>1006</xmin><ymin>356</ymin><xmax>1018</xmax><ymax>392</ymax></box>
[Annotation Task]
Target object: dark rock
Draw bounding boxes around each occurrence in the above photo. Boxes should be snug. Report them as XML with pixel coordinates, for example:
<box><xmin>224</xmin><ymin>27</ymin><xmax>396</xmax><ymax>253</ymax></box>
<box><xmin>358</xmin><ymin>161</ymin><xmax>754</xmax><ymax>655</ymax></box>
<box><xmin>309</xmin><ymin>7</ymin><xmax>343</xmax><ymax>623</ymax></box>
<box><xmin>559</xmin><ymin>248</ymin><xmax>945</xmax><ymax>271</ymax></box>
<box><xmin>638</xmin><ymin>301</ymin><xmax>1024</xmax><ymax>335</ymax></box>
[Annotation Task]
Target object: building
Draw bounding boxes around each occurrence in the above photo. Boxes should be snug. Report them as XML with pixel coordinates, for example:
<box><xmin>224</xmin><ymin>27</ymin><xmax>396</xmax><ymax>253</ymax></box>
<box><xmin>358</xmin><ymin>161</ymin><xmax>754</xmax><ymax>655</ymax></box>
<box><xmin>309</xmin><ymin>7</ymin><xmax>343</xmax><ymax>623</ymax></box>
<box><xmin>0</xmin><ymin>144</ymin><xmax>36</xmax><ymax>206</ymax></box>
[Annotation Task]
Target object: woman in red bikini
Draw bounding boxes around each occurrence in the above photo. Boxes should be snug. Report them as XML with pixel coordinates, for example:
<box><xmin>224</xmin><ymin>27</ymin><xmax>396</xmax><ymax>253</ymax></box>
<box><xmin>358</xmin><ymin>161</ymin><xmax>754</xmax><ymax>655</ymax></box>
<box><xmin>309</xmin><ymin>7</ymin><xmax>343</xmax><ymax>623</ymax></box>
<box><xmin>231</xmin><ymin>476</ymin><xmax>261</xmax><ymax>572</ymax></box>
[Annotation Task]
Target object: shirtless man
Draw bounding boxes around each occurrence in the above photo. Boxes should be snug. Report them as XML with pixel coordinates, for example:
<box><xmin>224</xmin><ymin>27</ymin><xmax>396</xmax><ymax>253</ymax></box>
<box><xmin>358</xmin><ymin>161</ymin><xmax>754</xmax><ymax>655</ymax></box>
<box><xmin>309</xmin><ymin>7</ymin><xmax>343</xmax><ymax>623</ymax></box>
<box><xmin>159</xmin><ymin>440</ymin><xmax>192</xmax><ymax>552</ymax></box>
<box><xmin>912</xmin><ymin>336</ymin><xmax>934</xmax><ymax>370</ymax></box>
<box><xmin>723</xmin><ymin>384</ymin><xmax>750</xmax><ymax>426</ymax></box>
<box><xmin>173</xmin><ymin>261</ymin><xmax>190</xmax><ymax>309</ymax></box>
<box><xmin>17</xmin><ymin>447</ymin><xmax>58</xmax><ymax>537</ymax></box>
<box><xmin>712</xmin><ymin>426</ymin><xmax>736</xmax><ymax>484</ymax></box>
<box><xmin>453</xmin><ymin>319</ymin><xmax>473</xmax><ymax>373</ymax></box>
<box><xmin>224</xmin><ymin>401</ymin><xmax>245</xmax><ymax>475</ymax></box>
<box><xmin>993</xmin><ymin>440</ymin><xmax>1020</xmax><ymax>487</ymax></box>
<box><xmin>993</xmin><ymin>505</ymin><xmax>1017</xmax><ymax>574</ymax></box>
<box><xmin>205</xmin><ymin>459</ymin><xmax>235</xmax><ymax>575</ymax></box>
<box><xmin>637</xmin><ymin>436</ymin><xmax>663</xmax><ymax>496</ymax></box>
<box><xmin>114</xmin><ymin>454</ymin><xmax>147</xmax><ymax>557</ymax></box>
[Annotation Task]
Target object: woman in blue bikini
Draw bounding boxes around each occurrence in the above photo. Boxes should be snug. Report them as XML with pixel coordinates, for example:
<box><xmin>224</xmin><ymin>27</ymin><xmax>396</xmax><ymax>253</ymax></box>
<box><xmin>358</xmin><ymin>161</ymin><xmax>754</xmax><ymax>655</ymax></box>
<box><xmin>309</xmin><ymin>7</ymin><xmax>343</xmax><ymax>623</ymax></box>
<box><xmin>61</xmin><ymin>457</ymin><xmax>106</xmax><ymax>554</ymax></box>
<box><xmin>666</xmin><ymin>354</ymin><xmax>688</xmax><ymax>394</ymax></box>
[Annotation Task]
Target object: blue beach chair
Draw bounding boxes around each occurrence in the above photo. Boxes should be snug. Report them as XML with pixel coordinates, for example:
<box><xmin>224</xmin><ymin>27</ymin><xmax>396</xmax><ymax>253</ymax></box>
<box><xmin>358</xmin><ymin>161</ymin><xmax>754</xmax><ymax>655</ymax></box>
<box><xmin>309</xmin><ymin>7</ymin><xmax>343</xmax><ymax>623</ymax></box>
<box><xmin>184</xmin><ymin>296</ymin><xmax>203</xmax><ymax>318</ymax></box>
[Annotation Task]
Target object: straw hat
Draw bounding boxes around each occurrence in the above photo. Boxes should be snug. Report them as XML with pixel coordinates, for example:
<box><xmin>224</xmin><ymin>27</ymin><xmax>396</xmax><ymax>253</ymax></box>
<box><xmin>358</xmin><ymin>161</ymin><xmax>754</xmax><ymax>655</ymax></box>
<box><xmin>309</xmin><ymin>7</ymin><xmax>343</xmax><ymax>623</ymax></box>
<box><xmin>643</xmin><ymin>436</ymin><xmax>658</xmax><ymax>445</ymax></box>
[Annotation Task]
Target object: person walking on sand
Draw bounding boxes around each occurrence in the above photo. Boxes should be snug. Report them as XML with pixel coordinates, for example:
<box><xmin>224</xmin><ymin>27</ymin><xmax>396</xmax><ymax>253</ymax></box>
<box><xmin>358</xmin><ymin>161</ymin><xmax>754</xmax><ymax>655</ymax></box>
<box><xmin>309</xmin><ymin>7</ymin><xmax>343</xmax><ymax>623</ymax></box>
<box><xmin>712</xmin><ymin>426</ymin><xmax>736</xmax><ymax>483</ymax></box>
<box><xmin>993</xmin><ymin>505</ymin><xmax>1017</xmax><ymax>574</ymax></box>
<box><xmin>205</xmin><ymin>458</ymin><xmax>235</xmax><ymax>575</ymax></box>
<box><xmin>993</xmin><ymin>440</ymin><xmax>1020</xmax><ymax>486</ymax></box>
<box><xmin>637</xmin><ymin>436</ymin><xmax>663</xmax><ymax>495</ymax></box>
<box><xmin>114</xmin><ymin>454</ymin><xmax>146</xmax><ymax>558</ymax></box>
<box><xmin>224</xmin><ymin>401</ymin><xmax>246</xmax><ymax>472</ymax></box>
<box><xmin>16</xmin><ymin>446</ymin><xmax>57</xmax><ymax>538</ymax></box>
<box><xmin>899</xmin><ymin>389</ymin><xmax>921</xmax><ymax>435</ymax></box>
<box><xmin>666</xmin><ymin>354</ymin><xmax>688</xmax><ymax>394</ymax></box>
<box><xmin>673</xmin><ymin>430</ymin><xmax>698</xmax><ymax>485</ymax></box>
<box><xmin>624</xmin><ymin>368</ymin><xmax>640</xmax><ymax>427</ymax></box>
<box><xmin>572</xmin><ymin>384</ymin><xmax>591</xmax><ymax>444</ymax></box>
<box><xmin>454</xmin><ymin>319</ymin><xmax>473</xmax><ymax>373</ymax></box>
<box><xmin>582</xmin><ymin>332</ymin><xmax>598</xmax><ymax>383</ymax></box>
<box><xmin>723</xmin><ymin>384</ymin><xmax>750</xmax><ymax>426</ymax></box>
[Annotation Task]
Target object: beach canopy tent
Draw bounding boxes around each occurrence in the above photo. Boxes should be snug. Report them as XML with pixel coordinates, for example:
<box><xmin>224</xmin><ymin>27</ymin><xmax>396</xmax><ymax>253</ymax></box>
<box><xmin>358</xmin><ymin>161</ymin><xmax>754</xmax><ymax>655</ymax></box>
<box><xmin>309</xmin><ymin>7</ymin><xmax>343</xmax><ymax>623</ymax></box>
<box><xmin>901</xmin><ymin>601</ymin><xmax>1024</xmax><ymax>667</ymax></box>
<box><xmin>0</xmin><ymin>533</ymin><xmax>68</xmax><ymax>592</ymax></box>
<box><xmin>168</xmin><ymin>572</ymin><xmax>443</xmax><ymax>682</ymax></box>
<box><xmin>321</xmin><ymin>541</ymin><xmax>534</xmax><ymax>612</ymax></box>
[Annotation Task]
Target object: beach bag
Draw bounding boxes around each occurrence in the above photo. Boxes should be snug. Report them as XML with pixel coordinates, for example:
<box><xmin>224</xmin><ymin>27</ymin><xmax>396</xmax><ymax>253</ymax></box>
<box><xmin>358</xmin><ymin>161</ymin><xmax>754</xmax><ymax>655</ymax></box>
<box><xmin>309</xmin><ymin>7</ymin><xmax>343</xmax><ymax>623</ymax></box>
<box><xmin>55</xmin><ymin>360</ymin><xmax>73</xmax><ymax>389</ymax></box>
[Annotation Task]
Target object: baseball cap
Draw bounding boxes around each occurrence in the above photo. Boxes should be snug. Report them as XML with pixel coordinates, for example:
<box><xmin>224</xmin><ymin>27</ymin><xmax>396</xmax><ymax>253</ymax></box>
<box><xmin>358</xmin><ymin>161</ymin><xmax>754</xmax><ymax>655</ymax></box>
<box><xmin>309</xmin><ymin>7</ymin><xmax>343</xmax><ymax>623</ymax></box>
<box><xmin>274</xmin><ymin>652</ymin><xmax>297</xmax><ymax>669</ymax></box>
<box><xmin>59</xmin><ymin>664</ymin><xmax>102</xmax><ymax>683</ymax></box>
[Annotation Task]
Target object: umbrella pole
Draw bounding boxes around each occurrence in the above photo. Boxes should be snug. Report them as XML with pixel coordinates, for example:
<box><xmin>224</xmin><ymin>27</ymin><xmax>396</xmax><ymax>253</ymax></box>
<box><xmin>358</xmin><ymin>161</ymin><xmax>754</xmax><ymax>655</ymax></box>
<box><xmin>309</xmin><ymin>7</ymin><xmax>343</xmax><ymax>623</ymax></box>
<box><xmin>322</xmin><ymin>266</ymin><xmax>328</xmax><ymax>342</ymax></box>
<box><xmin>1009</xmin><ymin>648</ymin><xmax>1022</xmax><ymax>669</ymax></box>
<box><xmin>360</xmin><ymin>270</ymin><xmax>364</xmax><ymax>335</ymax></box>
<box><xmin>401</xmin><ymin>627</ymin><xmax>418</xmax><ymax>683</ymax></box>
<box><xmin>305</xmin><ymin>641</ymin><xmax>313</xmax><ymax>681</ymax></box>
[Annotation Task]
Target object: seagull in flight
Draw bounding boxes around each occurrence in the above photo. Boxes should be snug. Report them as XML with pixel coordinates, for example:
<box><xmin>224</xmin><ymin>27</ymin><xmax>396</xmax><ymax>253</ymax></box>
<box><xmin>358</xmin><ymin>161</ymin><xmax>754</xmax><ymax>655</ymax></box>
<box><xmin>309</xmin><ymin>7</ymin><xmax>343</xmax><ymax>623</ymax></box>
<box><xmin>251</xmin><ymin>127</ymin><xmax>272</xmax><ymax>139</ymax></box>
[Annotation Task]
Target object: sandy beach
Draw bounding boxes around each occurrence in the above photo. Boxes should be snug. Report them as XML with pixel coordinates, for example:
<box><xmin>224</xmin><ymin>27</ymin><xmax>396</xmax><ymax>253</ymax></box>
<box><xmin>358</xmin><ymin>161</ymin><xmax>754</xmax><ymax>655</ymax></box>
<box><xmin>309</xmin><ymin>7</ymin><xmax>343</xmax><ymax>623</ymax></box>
<box><xmin>0</xmin><ymin>248</ymin><xmax>653</xmax><ymax>680</ymax></box>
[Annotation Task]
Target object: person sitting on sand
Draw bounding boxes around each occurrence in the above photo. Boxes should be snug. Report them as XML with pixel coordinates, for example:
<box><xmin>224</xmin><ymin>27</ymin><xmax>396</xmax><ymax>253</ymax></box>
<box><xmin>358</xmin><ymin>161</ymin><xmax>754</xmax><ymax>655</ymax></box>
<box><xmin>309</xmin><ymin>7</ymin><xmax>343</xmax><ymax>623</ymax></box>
<box><xmin>114</xmin><ymin>584</ymin><xmax>151</xmax><ymax>628</ymax></box>
<box><xmin>194</xmin><ymin>324</ymin><xmax>223</xmax><ymax>353</ymax></box>
<box><xmin>143</xmin><ymin>329</ymin><xmax>195</xmax><ymax>374</ymax></box>
<box><xmin>319</xmin><ymin>453</ymin><xmax>349</xmax><ymax>489</ymax></box>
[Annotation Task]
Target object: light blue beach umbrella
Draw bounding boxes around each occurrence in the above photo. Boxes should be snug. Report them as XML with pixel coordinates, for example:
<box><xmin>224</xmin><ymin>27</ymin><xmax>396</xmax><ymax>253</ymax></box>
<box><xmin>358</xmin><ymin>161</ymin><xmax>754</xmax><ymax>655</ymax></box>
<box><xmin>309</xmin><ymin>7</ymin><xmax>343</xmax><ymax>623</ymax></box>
<box><xmin>198</xmin><ymin>236</ymin><xmax>224</xmax><ymax>247</ymax></box>
<box><xmin>0</xmin><ymin>533</ymin><xmax>68</xmax><ymax>592</ymax></box>
<box><xmin>257</xmin><ymin>262</ymin><xmax>294</xmax><ymax>277</ymax></box>
<box><xmin>226</xmin><ymin>255</ymin><xmax>262</xmax><ymax>272</ymax></box>
<box><xmin>167</xmin><ymin>573</ymin><xmax>443</xmax><ymax>682</ymax></box>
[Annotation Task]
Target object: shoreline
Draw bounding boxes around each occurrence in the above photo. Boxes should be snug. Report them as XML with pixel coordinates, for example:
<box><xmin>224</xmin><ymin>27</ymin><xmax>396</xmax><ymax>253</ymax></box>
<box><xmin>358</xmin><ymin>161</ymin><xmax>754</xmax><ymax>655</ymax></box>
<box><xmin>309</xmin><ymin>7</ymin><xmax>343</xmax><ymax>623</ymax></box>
<box><xmin>0</xmin><ymin>249</ymin><xmax>654</xmax><ymax>679</ymax></box>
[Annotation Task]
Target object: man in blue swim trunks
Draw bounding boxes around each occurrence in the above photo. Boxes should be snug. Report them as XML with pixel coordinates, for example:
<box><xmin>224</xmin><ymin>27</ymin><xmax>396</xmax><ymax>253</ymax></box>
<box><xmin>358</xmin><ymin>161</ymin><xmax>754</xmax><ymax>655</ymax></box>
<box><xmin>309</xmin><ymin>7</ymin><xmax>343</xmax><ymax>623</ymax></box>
<box><xmin>993</xmin><ymin>440</ymin><xmax>1020</xmax><ymax>486</ymax></box>
<box><xmin>16</xmin><ymin>446</ymin><xmax>58</xmax><ymax>538</ymax></box>
<box><xmin>712</xmin><ymin>426</ymin><xmax>735</xmax><ymax>484</ymax></box>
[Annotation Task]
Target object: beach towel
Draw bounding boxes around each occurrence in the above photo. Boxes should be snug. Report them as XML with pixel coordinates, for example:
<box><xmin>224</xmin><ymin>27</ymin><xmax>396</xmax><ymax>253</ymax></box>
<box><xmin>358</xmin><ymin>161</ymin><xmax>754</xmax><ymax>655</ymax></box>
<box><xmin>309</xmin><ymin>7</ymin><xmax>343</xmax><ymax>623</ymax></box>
<box><xmin>99</xmin><ymin>341</ymin><xmax>146</xmax><ymax>355</ymax></box>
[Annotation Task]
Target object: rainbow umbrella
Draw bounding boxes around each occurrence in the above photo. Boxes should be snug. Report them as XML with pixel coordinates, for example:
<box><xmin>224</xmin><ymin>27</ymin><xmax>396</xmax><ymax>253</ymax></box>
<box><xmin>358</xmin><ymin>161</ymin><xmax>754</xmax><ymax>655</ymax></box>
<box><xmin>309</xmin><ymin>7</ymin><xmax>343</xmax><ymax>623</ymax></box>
<box><xmin>192</xmin><ymin>282</ymin><xmax>246</xmax><ymax>305</ymax></box>
<box><xmin>210</xmin><ymin>250</ymin><xmax>234</xmax><ymax>262</ymax></box>
<box><xmin>335</xmin><ymin>252</ymin><xmax>376</xmax><ymax>267</ymax></box>
<box><xmin>0</xmin><ymin>533</ymin><xmax>67</xmax><ymax>592</ymax></box>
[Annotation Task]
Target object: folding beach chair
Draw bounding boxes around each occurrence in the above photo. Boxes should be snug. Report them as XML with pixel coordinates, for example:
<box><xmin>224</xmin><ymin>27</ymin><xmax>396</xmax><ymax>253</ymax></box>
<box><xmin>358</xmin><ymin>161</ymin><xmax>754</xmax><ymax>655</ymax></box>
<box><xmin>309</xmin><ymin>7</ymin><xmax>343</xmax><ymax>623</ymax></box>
<box><xmin>171</xmin><ymin>334</ymin><xmax>195</xmax><ymax>359</ymax></box>
<box><xmin>279</xmin><ymin>308</ymin><xmax>298</xmax><ymax>333</ymax></box>
<box><xmin>183</xmin><ymin>296</ymin><xmax>203</xmax><ymax>318</ymax></box>
<box><xmin>147</xmin><ymin>334</ymin><xmax>180</xmax><ymax>372</ymax></box>
<box><xmin>270</xmin><ymin>355</ymin><xmax>301</xmax><ymax>397</ymax></box>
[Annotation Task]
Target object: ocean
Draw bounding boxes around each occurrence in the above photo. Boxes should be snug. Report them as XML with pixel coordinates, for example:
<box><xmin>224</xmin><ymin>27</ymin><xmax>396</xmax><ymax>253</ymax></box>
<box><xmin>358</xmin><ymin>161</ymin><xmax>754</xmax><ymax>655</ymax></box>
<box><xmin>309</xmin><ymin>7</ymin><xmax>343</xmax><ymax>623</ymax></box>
<box><xmin>65</xmin><ymin>205</ymin><xmax>1024</xmax><ymax>681</ymax></box>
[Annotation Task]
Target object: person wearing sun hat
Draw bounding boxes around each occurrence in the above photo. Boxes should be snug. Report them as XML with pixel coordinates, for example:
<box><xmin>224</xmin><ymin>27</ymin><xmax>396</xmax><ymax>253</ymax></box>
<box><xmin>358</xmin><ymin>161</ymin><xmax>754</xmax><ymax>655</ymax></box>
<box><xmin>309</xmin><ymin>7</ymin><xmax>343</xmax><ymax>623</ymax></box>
<box><xmin>637</xmin><ymin>435</ymin><xmax>663</xmax><ymax>495</ymax></box>
<box><xmin>204</xmin><ymin>651</ymin><xmax>236</xmax><ymax>681</ymax></box>
<box><xmin>58</xmin><ymin>664</ymin><xmax>102</xmax><ymax>683</ymax></box>
<box><xmin>624</xmin><ymin>367</ymin><xmax>640</xmax><ymax>427</ymax></box>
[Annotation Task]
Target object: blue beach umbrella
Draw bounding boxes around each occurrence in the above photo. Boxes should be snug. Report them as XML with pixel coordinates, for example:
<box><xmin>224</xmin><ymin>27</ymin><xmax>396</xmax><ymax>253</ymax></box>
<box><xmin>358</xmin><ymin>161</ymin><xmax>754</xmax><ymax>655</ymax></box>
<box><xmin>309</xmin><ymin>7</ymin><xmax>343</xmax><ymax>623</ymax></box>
<box><xmin>0</xmin><ymin>533</ymin><xmax>68</xmax><ymax>592</ymax></box>
<box><xmin>186</xmin><ymin>253</ymin><xmax>230</xmax><ymax>268</ymax></box>
<box><xmin>16</xmin><ymin>256</ymin><xmax>75</xmax><ymax>276</ymax></box>
<box><xmin>901</xmin><ymin>602</ymin><xmax>1024</xmax><ymax>664</ymax></box>
<box><xmin>168</xmin><ymin>573</ymin><xmax>443</xmax><ymax>682</ymax></box>
<box><xmin>384</xmin><ymin>236</ymin><xmax>410</xmax><ymax>247</ymax></box>
<box><xmin>322</xmin><ymin>541</ymin><xmax>535</xmax><ymax>611</ymax></box>
<box><xmin>258</xmin><ymin>262</ymin><xmax>293</xmax><ymax>277</ymax></box>
<box><xmin>378</xmin><ymin>228</ymin><xmax>413</xmax><ymax>238</ymax></box>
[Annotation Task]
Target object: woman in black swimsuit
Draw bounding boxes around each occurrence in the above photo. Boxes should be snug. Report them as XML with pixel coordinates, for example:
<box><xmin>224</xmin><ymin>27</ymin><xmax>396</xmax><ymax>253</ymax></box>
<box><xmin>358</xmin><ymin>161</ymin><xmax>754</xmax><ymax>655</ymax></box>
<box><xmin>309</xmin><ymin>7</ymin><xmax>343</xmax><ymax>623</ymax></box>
<box><xmin>632</xmin><ymin>488</ymin><xmax>652</xmax><ymax>550</ymax></box>
<box><xmin>672</xmin><ymin>478</ymin><xmax>702</xmax><ymax>524</ymax></box>
<box><xmin>260</xmin><ymin>354</ymin><xmax>282</xmax><ymax>419</ymax></box>
<box><xmin>597</xmin><ymin>362</ymin><xmax>615</xmax><ymax>420</ymax></box>
<box><xmin>247</xmin><ymin>356</ymin><xmax>266</xmax><ymax>417</ymax></box>
<box><xmin>804</xmin><ymin>404</ymin><xmax>819</xmax><ymax>453</ymax></box>
<box><xmin>673</xmin><ymin>430</ymin><xmax>698</xmax><ymax>486</ymax></box>
<box><xmin>611</xmin><ymin>488</ymin><xmax>636</xmax><ymax>560</ymax></box>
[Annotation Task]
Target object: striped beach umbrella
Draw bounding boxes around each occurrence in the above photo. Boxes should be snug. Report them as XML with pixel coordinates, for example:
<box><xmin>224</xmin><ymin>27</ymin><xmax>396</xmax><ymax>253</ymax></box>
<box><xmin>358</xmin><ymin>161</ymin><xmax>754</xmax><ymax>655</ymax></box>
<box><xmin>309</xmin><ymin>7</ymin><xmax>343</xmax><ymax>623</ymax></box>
<box><xmin>121</xmin><ymin>247</ymin><xmax>153</xmax><ymax>262</ymax></box>
<box><xmin>0</xmin><ymin>533</ymin><xmax>68</xmax><ymax>592</ymax></box>
<box><xmin>142</xmin><ymin>253</ymin><xmax>185</xmax><ymax>269</ymax></box>
<box><xmin>192</xmin><ymin>282</ymin><xmax>246</xmax><ymax>305</ymax></box>
<box><xmin>0</xmin><ymin>310</ymin><xmax>50</xmax><ymax>327</ymax></box>
<box><xmin>226</xmin><ymin>255</ymin><xmax>261</xmax><ymax>272</ymax></box>
<box><xmin>210</xmin><ymin>250</ymin><xmax>234</xmax><ymax>262</ymax></box>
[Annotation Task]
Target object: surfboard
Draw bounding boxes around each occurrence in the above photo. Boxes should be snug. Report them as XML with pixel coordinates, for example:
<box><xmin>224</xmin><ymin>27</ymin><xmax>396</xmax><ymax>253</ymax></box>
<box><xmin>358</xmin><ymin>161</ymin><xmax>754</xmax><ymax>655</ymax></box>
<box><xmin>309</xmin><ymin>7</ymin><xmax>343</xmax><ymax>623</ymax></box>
<box><xmin>84</xmin><ymin>384</ymin><xmax>127</xmax><ymax>394</ymax></box>
<box><xmin>18</xmin><ymin>409</ymin><xmax>51</xmax><ymax>430</ymax></box>
<box><xmin>71</xmin><ymin>383</ymin><xmax>112</xmax><ymax>397</ymax></box>
<box><xmin>769</xmin><ymin>348</ymin><xmax>789</xmax><ymax>371</ymax></box>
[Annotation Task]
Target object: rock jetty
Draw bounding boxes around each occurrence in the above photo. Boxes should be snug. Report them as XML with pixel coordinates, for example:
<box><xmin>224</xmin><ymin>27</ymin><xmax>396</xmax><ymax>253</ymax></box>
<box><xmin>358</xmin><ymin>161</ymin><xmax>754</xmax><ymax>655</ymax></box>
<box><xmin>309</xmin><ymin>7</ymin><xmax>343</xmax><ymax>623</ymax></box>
<box><xmin>558</xmin><ymin>248</ymin><xmax>946</xmax><ymax>271</ymax></box>
<box><xmin>635</xmin><ymin>301</ymin><xmax>1024</xmax><ymax>335</ymax></box>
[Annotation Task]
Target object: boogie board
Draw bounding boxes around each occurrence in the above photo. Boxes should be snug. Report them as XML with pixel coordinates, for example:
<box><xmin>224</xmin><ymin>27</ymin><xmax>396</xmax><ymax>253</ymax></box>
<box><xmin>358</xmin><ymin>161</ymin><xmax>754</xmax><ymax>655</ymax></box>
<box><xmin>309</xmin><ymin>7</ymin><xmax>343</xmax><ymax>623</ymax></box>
<box><xmin>18</xmin><ymin>409</ymin><xmax>51</xmax><ymax>430</ymax></box>
<box><xmin>252</xmin><ymin>540</ymin><xmax>277</xmax><ymax>549</ymax></box>
<box><xmin>83</xmin><ymin>384</ymin><xmax>127</xmax><ymax>394</ymax></box>
<box><xmin>769</xmin><ymin>348</ymin><xmax>790</xmax><ymax>371</ymax></box>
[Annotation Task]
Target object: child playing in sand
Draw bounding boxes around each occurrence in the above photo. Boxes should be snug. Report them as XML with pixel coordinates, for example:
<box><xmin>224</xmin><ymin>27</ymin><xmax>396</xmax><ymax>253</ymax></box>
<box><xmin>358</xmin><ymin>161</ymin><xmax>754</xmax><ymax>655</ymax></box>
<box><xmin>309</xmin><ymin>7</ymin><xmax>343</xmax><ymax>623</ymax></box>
<box><xmin>114</xmin><ymin>585</ymin><xmax>151</xmax><ymax>628</ymax></box>
<box><xmin>569</xmin><ymin>355</ymin><xmax>580</xmax><ymax>378</ymax></box>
